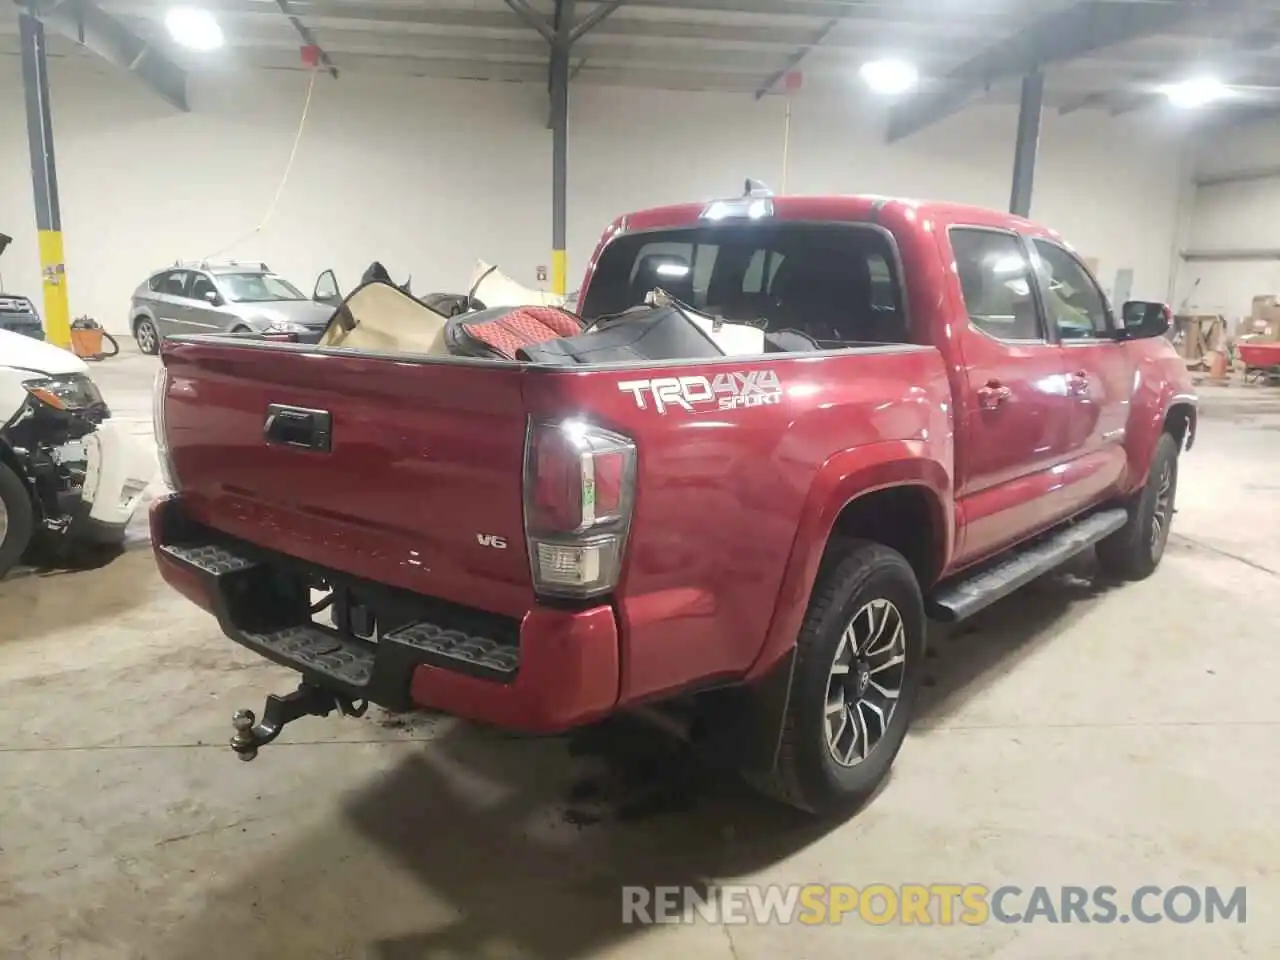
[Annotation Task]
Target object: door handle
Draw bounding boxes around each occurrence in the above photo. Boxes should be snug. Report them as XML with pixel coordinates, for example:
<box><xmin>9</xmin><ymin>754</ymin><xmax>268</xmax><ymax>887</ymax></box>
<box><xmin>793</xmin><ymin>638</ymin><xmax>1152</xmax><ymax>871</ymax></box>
<box><xmin>1067</xmin><ymin>370</ymin><xmax>1090</xmax><ymax>396</ymax></box>
<box><xmin>264</xmin><ymin>404</ymin><xmax>332</xmax><ymax>452</ymax></box>
<box><xmin>976</xmin><ymin>380</ymin><xmax>1012</xmax><ymax>410</ymax></box>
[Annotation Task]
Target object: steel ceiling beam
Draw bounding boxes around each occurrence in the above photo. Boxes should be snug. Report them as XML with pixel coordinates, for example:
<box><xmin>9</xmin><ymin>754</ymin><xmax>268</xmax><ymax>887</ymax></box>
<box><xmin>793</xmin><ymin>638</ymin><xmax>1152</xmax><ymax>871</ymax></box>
<box><xmin>275</xmin><ymin>0</ymin><xmax>338</xmax><ymax>78</ymax></box>
<box><xmin>886</xmin><ymin>0</ymin><xmax>1232</xmax><ymax>143</ymax></box>
<box><xmin>18</xmin><ymin>0</ymin><xmax>188</xmax><ymax>110</ymax></box>
<box><xmin>570</xmin><ymin>0</ymin><xmax>625</xmax><ymax>44</ymax></box>
<box><xmin>503</xmin><ymin>0</ymin><xmax>556</xmax><ymax>43</ymax></box>
<box><xmin>754</xmin><ymin>15</ymin><xmax>842</xmax><ymax>100</ymax></box>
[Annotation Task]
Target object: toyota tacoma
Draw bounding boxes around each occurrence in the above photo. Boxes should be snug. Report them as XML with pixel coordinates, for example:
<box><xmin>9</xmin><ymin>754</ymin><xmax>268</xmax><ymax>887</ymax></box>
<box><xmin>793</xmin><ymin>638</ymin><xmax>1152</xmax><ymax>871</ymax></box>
<box><xmin>149</xmin><ymin>191</ymin><xmax>1196</xmax><ymax>814</ymax></box>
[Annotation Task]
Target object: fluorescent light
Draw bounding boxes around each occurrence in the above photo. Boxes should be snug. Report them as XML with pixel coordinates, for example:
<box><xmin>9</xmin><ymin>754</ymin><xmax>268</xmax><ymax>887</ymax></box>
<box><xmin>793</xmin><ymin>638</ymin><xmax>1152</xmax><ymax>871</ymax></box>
<box><xmin>860</xmin><ymin>59</ymin><xmax>918</xmax><ymax>95</ymax></box>
<box><xmin>655</xmin><ymin>263</ymin><xmax>689</xmax><ymax>278</ymax></box>
<box><xmin>1161</xmin><ymin>76</ymin><xmax>1229</xmax><ymax>108</ymax></box>
<box><xmin>165</xmin><ymin>8</ymin><xmax>224</xmax><ymax>51</ymax></box>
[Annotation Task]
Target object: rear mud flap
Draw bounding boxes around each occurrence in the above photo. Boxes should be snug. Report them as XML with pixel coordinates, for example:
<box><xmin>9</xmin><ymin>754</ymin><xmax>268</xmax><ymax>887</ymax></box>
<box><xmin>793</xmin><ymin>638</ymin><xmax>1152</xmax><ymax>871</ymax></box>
<box><xmin>694</xmin><ymin>648</ymin><xmax>796</xmax><ymax>782</ymax></box>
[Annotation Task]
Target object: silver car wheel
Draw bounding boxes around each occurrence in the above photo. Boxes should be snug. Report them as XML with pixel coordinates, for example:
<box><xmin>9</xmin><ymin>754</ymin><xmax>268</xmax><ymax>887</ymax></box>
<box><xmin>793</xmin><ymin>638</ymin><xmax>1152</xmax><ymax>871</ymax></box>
<box><xmin>824</xmin><ymin>598</ymin><xmax>907</xmax><ymax>768</ymax></box>
<box><xmin>136</xmin><ymin>321</ymin><xmax>157</xmax><ymax>353</ymax></box>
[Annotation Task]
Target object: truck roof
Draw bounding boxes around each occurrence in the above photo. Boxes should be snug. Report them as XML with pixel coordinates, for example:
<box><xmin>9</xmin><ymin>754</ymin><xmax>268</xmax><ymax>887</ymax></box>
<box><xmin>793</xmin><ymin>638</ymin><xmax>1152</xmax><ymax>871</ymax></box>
<box><xmin>616</xmin><ymin>194</ymin><xmax>1063</xmax><ymax>242</ymax></box>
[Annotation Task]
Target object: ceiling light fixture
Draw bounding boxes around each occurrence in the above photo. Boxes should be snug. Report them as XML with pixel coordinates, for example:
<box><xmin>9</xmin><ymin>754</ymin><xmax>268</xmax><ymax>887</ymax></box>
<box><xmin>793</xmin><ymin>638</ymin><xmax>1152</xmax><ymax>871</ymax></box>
<box><xmin>1161</xmin><ymin>76</ymin><xmax>1229</xmax><ymax>108</ymax></box>
<box><xmin>165</xmin><ymin>7</ymin><xmax>224</xmax><ymax>51</ymax></box>
<box><xmin>860</xmin><ymin>59</ymin><xmax>919</xmax><ymax>95</ymax></box>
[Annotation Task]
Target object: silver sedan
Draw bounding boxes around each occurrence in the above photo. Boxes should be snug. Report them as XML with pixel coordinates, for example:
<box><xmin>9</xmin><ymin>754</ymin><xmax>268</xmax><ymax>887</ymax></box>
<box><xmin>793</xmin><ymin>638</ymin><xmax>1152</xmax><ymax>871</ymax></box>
<box><xmin>129</xmin><ymin>261</ymin><xmax>337</xmax><ymax>353</ymax></box>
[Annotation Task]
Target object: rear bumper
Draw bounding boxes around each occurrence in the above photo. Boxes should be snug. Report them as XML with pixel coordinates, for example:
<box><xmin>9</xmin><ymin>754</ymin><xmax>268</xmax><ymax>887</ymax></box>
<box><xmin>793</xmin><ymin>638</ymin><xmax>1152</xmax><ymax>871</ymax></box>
<box><xmin>150</xmin><ymin>494</ymin><xmax>621</xmax><ymax>732</ymax></box>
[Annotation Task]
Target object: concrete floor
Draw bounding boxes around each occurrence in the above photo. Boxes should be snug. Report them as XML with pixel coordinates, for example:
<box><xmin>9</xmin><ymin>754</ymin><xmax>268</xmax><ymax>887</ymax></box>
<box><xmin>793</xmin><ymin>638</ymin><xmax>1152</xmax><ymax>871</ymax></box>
<box><xmin>2</xmin><ymin>344</ymin><xmax>1279</xmax><ymax>958</ymax></box>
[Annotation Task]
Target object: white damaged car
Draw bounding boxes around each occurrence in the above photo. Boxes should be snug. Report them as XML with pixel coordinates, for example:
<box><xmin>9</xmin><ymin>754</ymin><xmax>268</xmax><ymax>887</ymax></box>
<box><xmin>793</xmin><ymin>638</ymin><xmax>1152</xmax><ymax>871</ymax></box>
<box><xmin>0</xmin><ymin>330</ymin><xmax>152</xmax><ymax>577</ymax></box>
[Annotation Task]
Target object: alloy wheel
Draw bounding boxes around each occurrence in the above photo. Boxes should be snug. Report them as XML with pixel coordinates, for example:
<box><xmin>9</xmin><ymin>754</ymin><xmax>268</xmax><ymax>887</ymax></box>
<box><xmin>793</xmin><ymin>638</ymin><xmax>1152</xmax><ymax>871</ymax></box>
<box><xmin>137</xmin><ymin>322</ymin><xmax>157</xmax><ymax>353</ymax></box>
<box><xmin>1150</xmin><ymin>461</ymin><xmax>1174</xmax><ymax>555</ymax></box>
<box><xmin>825</xmin><ymin>598</ymin><xmax>908</xmax><ymax>768</ymax></box>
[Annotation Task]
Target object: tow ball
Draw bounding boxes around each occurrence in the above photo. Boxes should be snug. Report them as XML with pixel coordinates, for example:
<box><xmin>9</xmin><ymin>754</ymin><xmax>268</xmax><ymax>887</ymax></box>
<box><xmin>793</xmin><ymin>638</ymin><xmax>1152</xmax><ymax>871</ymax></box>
<box><xmin>230</xmin><ymin>682</ymin><xmax>369</xmax><ymax>760</ymax></box>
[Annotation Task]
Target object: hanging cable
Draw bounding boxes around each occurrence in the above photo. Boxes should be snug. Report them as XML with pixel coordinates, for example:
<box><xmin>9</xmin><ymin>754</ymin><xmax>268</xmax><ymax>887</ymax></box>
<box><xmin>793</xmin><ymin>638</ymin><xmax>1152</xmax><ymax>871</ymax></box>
<box><xmin>203</xmin><ymin>66</ymin><xmax>319</xmax><ymax>260</ymax></box>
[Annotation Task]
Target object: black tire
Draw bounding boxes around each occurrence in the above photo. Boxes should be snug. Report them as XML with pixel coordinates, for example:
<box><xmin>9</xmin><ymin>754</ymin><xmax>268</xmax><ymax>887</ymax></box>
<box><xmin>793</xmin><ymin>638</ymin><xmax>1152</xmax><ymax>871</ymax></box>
<box><xmin>766</xmin><ymin>540</ymin><xmax>926</xmax><ymax>815</ymax></box>
<box><xmin>134</xmin><ymin>317</ymin><xmax>159</xmax><ymax>355</ymax></box>
<box><xmin>1096</xmin><ymin>432</ymin><xmax>1180</xmax><ymax>581</ymax></box>
<box><xmin>0</xmin><ymin>462</ymin><xmax>35</xmax><ymax>579</ymax></box>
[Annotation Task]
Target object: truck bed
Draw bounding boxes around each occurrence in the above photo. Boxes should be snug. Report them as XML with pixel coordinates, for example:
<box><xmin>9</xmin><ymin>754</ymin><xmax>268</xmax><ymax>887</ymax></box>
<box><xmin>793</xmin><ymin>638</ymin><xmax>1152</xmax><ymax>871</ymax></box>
<box><xmin>159</xmin><ymin>335</ymin><xmax>952</xmax><ymax>699</ymax></box>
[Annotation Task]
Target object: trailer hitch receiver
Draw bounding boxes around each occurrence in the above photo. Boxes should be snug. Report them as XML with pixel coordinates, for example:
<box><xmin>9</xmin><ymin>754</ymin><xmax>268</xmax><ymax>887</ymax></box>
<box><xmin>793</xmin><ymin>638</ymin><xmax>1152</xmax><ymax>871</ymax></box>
<box><xmin>230</xmin><ymin>682</ymin><xmax>368</xmax><ymax>760</ymax></box>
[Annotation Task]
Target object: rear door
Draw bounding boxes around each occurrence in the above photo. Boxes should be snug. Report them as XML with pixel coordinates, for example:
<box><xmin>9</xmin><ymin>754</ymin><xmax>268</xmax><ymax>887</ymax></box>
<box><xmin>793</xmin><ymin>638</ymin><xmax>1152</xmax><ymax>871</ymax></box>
<box><xmin>947</xmin><ymin>227</ymin><xmax>1076</xmax><ymax>566</ymax></box>
<box><xmin>153</xmin><ymin>270</ymin><xmax>192</xmax><ymax>338</ymax></box>
<box><xmin>1029</xmin><ymin>238</ymin><xmax>1133</xmax><ymax>503</ymax></box>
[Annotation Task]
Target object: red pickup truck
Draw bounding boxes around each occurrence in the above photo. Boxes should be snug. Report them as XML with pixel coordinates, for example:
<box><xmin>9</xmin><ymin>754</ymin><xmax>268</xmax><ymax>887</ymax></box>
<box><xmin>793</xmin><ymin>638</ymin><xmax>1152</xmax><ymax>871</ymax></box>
<box><xmin>150</xmin><ymin>191</ymin><xmax>1196</xmax><ymax>815</ymax></box>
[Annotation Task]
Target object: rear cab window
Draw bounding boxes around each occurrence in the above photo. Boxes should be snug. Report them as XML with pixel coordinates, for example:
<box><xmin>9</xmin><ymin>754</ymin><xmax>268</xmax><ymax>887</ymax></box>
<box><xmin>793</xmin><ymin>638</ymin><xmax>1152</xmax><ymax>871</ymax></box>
<box><xmin>580</xmin><ymin>222</ymin><xmax>908</xmax><ymax>347</ymax></box>
<box><xmin>949</xmin><ymin>228</ymin><xmax>1045</xmax><ymax>343</ymax></box>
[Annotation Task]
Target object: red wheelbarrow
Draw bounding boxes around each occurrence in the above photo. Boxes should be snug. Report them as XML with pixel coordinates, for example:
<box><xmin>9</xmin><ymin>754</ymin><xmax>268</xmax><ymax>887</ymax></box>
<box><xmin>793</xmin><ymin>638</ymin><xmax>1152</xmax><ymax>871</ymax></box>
<box><xmin>1237</xmin><ymin>339</ymin><xmax>1280</xmax><ymax>383</ymax></box>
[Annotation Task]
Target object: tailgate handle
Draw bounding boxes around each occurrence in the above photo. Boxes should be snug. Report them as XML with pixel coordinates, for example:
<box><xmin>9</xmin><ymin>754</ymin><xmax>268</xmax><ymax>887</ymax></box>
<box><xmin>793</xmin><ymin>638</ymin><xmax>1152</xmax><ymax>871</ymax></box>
<box><xmin>264</xmin><ymin>404</ymin><xmax>332</xmax><ymax>452</ymax></box>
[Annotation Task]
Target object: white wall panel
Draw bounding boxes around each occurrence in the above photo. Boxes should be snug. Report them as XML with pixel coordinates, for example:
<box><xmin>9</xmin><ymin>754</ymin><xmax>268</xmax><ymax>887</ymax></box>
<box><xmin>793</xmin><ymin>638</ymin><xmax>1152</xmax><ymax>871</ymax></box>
<box><xmin>1177</xmin><ymin>120</ymin><xmax>1280</xmax><ymax>320</ymax></box>
<box><xmin>0</xmin><ymin>59</ymin><xmax>1187</xmax><ymax>333</ymax></box>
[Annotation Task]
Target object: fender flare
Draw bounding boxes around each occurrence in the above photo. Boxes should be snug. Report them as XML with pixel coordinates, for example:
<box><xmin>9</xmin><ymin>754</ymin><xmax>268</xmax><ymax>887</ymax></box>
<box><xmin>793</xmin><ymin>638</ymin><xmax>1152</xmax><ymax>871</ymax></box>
<box><xmin>1126</xmin><ymin>386</ymin><xmax>1197</xmax><ymax>490</ymax></box>
<box><xmin>131</xmin><ymin>309</ymin><xmax>157</xmax><ymax>334</ymax></box>
<box><xmin>745</xmin><ymin>441</ymin><xmax>951</xmax><ymax>682</ymax></box>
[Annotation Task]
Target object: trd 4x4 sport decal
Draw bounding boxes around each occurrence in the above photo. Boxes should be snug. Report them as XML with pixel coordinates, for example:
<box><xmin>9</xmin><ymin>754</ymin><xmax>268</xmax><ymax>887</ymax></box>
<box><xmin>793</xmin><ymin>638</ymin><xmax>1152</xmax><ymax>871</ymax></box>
<box><xmin>617</xmin><ymin>370</ymin><xmax>783</xmax><ymax>415</ymax></box>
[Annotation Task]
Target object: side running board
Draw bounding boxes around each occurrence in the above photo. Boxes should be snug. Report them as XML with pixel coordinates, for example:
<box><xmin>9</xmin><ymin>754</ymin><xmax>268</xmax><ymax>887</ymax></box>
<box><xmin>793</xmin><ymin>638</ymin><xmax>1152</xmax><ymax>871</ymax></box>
<box><xmin>928</xmin><ymin>508</ymin><xmax>1129</xmax><ymax>623</ymax></box>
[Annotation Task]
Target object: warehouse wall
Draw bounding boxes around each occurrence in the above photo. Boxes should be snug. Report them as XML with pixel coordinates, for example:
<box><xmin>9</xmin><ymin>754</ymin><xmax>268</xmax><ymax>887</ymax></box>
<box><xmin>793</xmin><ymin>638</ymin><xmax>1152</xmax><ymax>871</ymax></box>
<box><xmin>0</xmin><ymin>57</ymin><xmax>1187</xmax><ymax>334</ymax></box>
<box><xmin>1174</xmin><ymin>120</ymin><xmax>1280</xmax><ymax>322</ymax></box>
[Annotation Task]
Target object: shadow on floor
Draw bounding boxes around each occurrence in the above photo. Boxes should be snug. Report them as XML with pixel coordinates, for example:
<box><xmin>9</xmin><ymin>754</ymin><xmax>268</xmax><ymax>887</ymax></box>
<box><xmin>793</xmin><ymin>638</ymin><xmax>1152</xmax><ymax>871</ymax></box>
<box><xmin>917</xmin><ymin>551</ymin><xmax>1118</xmax><ymax>725</ymax></box>
<box><xmin>150</xmin><ymin>556</ymin><xmax>1125</xmax><ymax>959</ymax></box>
<box><xmin>0</xmin><ymin>547</ymin><xmax>155</xmax><ymax>643</ymax></box>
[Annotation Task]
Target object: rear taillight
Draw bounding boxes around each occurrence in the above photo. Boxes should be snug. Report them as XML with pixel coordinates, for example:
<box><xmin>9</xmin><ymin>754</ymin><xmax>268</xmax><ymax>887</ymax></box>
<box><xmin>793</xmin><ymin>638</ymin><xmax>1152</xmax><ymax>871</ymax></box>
<box><xmin>524</xmin><ymin>419</ymin><xmax>636</xmax><ymax>599</ymax></box>
<box><xmin>152</xmin><ymin>366</ymin><xmax>180</xmax><ymax>490</ymax></box>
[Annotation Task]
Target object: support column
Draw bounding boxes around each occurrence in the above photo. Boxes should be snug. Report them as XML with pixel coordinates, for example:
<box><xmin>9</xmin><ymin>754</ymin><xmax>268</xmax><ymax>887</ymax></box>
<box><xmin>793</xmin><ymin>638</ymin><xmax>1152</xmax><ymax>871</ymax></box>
<box><xmin>549</xmin><ymin>0</ymin><xmax>575</xmax><ymax>298</ymax></box>
<box><xmin>20</xmin><ymin>12</ymin><xmax>70</xmax><ymax>348</ymax></box>
<box><xmin>550</xmin><ymin>43</ymin><xmax>569</xmax><ymax>297</ymax></box>
<box><xmin>1008</xmin><ymin>70</ymin><xmax>1043</xmax><ymax>220</ymax></box>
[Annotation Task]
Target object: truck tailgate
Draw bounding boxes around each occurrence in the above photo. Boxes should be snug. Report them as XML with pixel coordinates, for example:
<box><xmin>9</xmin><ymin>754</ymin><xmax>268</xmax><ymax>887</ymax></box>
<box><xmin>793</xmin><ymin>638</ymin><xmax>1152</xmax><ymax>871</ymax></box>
<box><xmin>161</xmin><ymin>340</ymin><xmax>534</xmax><ymax>617</ymax></box>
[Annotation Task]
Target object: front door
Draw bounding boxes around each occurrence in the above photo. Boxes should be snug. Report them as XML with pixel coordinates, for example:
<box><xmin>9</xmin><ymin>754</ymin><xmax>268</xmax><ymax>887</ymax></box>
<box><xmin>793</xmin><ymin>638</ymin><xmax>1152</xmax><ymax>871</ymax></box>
<box><xmin>1029</xmin><ymin>238</ymin><xmax>1132</xmax><ymax>508</ymax></box>
<box><xmin>313</xmin><ymin>269</ymin><xmax>342</xmax><ymax>307</ymax></box>
<box><xmin>948</xmin><ymin>227</ymin><xmax>1076</xmax><ymax>567</ymax></box>
<box><xmin>185</xmin><ymin>272</ymin><xmax>234</xmax><ymax>332</ymax></box>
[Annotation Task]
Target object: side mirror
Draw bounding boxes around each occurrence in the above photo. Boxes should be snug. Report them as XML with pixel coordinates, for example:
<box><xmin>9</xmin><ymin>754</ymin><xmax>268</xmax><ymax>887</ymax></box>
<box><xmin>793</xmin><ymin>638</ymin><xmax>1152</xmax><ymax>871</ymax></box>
<box><xmin>203</xmin><ymin>289</ymin><xmax>221</xmax><ymax>305</ymax></box>
<box><xmin>1119</xmin><ymin>300</ymin><xmax>1171</xmax><ymax>340</ymax></box>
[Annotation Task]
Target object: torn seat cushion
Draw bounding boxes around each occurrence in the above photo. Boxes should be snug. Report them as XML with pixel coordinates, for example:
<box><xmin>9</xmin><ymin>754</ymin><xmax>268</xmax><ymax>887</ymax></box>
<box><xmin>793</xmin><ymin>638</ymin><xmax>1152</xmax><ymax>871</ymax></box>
<box><xmin>446</xmin><ymin>306</ymin><xmax>583</xmax><ymax>360</ymax></box>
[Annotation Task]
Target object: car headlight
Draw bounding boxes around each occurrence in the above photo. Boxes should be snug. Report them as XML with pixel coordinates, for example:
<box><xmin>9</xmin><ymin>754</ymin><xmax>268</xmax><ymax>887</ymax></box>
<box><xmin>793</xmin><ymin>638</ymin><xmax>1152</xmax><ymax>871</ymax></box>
<box><xmin>23</xmin><ymin>374</ymin><xmax>104</xmax><ymax>412</ymax></box>
<box><xmin>266</xmin><ymin>319</ymin><xmax>308</xmax><ymax>333</ymax></box>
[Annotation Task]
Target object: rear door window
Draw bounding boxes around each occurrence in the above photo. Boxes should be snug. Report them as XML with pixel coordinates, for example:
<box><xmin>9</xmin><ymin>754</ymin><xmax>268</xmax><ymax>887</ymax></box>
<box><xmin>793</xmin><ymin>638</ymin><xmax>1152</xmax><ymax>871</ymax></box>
<box><xmin>162</xmin><ymin>270</ymin><xmax>192</xmax><ymax>299</ymax></box>
<box><xmin>949</xmin><ymin>229</ymin><xmax>1044</xmax><ymax>342</ymax></box>
<box><xmin>582</xmin><ymin>223</ymin><xmax>907</xmax><ymax>345</ymax></box>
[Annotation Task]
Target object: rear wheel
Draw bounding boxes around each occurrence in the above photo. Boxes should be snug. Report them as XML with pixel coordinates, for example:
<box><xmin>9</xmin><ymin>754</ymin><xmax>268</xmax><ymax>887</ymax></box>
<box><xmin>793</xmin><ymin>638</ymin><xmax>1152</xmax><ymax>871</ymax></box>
<box><xmin>0</xmin><ymin>462</ymin><xmax>35</xmax><ymax>579</ymax></box>
<box><xmin>134</xmin><ymin>317</ymin><xmax>159</xmax><ymax>354</ymax></box>
<box><xmin>765</xmin><ymin>540</ymin><xmax>926</xmax><ymax>815</ymax></box>
<box><xmin>1096</xmin><ymin>432</ymin><xmax>1179</xmax><ymax>580</ymax></box>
